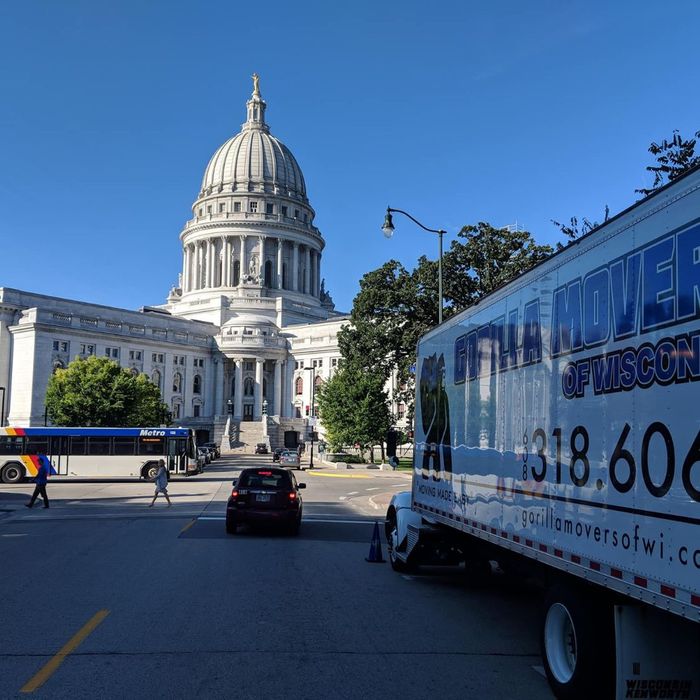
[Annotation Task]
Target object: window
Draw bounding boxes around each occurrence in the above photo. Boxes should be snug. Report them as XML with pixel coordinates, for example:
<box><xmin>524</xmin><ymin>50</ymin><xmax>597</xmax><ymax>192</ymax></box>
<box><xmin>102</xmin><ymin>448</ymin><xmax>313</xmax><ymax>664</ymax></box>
<box><xmin>70</xmin><ymin>437</ymin><xmax>87</xmax><ymax>455</ymax></box>
<box><xmin>331</xmin><ymin>358</ymin><xmax>338</xmax><ymax>368</ymax></box>
<box><xmin>88</xmin><ymin>437</ymin><xmax>111</xmax><ymax>455</ymax></box>
<box><xmin>249</xmin><ymin>201</ymin><xmax>258</xmax><ymax>213</ymax></box>
<box><xmin>233</xmin><ymin>201</ymin><xmax>241</xmax><ymax>212</ymax></box>
<box><xmin>397</xmin><ymin>403</ymin><xmax>406</xmax><ymax>419</ymax></box>
<box><xmin>295</xmin><ymin>360</ymin><xmax>305</xmax><ymax>370</ymax></box>
<box><xmin>26</xmin><ymin>437</ymin><xmax>49</xmax><ymax>454</ymax></box>
<box><xmin>105</xmin><ymin>347</ymin><xmax>119</xmax><ymax>359</ymax></box>
<box><xmin>281</xmin><ymin>206</ymin><xmax>288</xmax><ymax>217</ymax></box>
<box><xmin>129</xmin><ymin>350</ymin><xmax>142</xmax><ymax>361</ymax></box>
<box><xmin>207</xmin><ymin>205</ymin><xmax>212</xmax><ymax>214</ymax></box>
<box><xmin>173</xmin><ymin>355</ymin><xmax>185</xmax><ymax>366</ymax></box>
<box><xmin>138</xmin><ymin>437</ymin><xmax>165</xmax><ymax>456</ymax></box>
<box><xmin>219</xmin><ymin>203</ymin><xmax>225</xmax><ymax>213</ymax></box>
<box><xmin>52</xmin><ymin>340</ymin><xmax>69</xmax><ymax>352</ymax></box>
<box><xmin>113</xmin><ymin>437</ymin><xmax>136</xmax><ymax>455</ymax></box>
<box><xmin>194</xmin><ymin>358</ymin><xmax>204</xmax><ymax>368</ymax></box>
<box><xmin>198</xmin><ymin>208</ymin><xmax>203</xmax><ymax>216</ymax></box>
<box><xmin>295</xmin><ymin>377</ymin><xmax>303</xmax><ymax>395</ymax></box>
<box><xmin>173</xmin><ymin>372</ymin><xmax>182</xmax><ymax>393</ymax></box>
<box><xmin>0</xmin><ymin>436</ymin><xmax>23</xmax><ymax>455</ymax></box>
<box><xmin>304</xmin><ymin>214</ymin><xmax>308</xmax><ymax>223</ymax></box>
<box><xmin>193</xmin><ymin>404</ymin><xmax>201</xmax><ymax>418</ymax></box>
<box><xmin>152</xmin><ymin>353</ymin><xmax>164</xmax><ymax>363</ymax></box>
<box><xmin>314</xmin><ymin>375</ymin><xmax>323</xmax><ymax>390</ymax></box>
<box><xmin>312</xmin><ymin>359</ymin><xmax>324</xmax><ymax>368</ymax></box>
<box><xmin>244</xmin><ymin>361</ymin><xmax>254</xmax><ymax>371</ymax></box>
<box><xmin>294</xmin><ymin>209</ymin><xmax>300</xmax><ymax>219</ymax></box>
<box><xmin>266</xmin><ymin>203</ymin><xmax>274</xmax><ymax>214</ymax></box>
<box><xmin>80</xmin><ymin>344</ymin><xmax>95</xmax><ymax>356</ymax></box>
<box><xmin>193</xmin><ymin>374</ymin><xmax>201</xmax><ymax>394</ymax></box>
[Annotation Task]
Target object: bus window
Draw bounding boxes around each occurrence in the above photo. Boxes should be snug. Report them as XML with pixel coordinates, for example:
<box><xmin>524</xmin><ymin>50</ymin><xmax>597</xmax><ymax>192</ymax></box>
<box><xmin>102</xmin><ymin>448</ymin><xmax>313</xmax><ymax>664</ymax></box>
<box><xmin>113</xmin><ymin>437</ymin><xmax>136</xmax><ymax>455</ymax></box>
<box><xmin>88</xmin><ymin>438</ymin><xmax>111</xmax><ymax>455</ymax></box>
<box><xmin>138</xmin><ymin>437</ymin><xmax>165</xmax><ymax>456</ymax></box>
<box><xmin>26</xmin><ymin>437</ymin><xmax>49</xmax><ymax>454</ymax></box>
<box><xmin>49</xmin><ymin>436</ymin><xmax>70</xmax><ymax>455</ymax></box>
<box><xmin>71</xmin><ymin>437</ymin><xmax>87</xmax><ymax>455</ymax></box>
<box><xmin>0</xmin><ymin>436</ymin><xmax>23</xmax><ymax>454</ymax></box>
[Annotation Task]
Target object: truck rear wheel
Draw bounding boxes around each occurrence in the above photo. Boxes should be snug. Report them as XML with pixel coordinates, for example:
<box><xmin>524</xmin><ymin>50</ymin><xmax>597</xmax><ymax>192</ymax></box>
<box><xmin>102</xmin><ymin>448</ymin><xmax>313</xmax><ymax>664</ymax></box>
<box><xmin>387</xmin><ymin>510</ymin><xmax>415</xmax><ymax>573</ymax></box>
<box><xmin>541</xmin><ymin>584</ymin><xmax>614</xmax><ymax>699</ymax></box>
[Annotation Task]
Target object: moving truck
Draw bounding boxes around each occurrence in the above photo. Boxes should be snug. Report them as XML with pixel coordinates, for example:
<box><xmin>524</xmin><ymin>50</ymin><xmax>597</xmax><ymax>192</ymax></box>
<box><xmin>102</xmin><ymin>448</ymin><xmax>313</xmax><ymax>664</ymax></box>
<box><xmin>386</xmin><ymin>166</ymin><xmax>700</xmax><ymax>699</ymax></box>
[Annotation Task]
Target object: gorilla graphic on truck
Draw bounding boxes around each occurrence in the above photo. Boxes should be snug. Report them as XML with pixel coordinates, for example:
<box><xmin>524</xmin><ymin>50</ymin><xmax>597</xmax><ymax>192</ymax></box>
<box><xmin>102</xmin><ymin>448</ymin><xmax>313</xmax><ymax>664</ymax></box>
<box><xmin>419</xmin><ymin>353</ymin><xmax>452</xmax><ymax>481</ymax></box>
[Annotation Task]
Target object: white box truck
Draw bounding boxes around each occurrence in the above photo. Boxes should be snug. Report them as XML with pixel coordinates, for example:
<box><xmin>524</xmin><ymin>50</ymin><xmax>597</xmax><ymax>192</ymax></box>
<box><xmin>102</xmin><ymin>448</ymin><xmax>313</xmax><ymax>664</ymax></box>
<box><xmin>386</xmin><ymin>166</ymin><xmax>700</xmax><ymax>699</ymax></box>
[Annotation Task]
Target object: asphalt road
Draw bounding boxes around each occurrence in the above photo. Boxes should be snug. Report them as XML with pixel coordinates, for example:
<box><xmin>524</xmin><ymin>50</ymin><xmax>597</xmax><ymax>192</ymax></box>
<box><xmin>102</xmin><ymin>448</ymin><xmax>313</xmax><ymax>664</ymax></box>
<box><xmin>0</xmin><ymin>455</ymin><xmax>552</xmax><ymax>699</ymax></box>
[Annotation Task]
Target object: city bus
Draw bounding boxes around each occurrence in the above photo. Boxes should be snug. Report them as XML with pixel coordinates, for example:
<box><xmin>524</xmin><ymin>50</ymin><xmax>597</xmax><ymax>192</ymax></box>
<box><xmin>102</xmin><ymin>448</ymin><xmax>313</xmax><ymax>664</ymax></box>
<box><xmin>0</xmin><ymin>427</ymin><xmax>201</xmax><ymax>483</ymax></box>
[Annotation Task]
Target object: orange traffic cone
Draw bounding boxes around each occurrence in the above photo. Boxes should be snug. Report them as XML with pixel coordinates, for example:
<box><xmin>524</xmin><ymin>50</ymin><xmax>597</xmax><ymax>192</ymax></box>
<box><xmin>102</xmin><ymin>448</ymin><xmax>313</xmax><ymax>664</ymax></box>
<box><xmin>365</xmin><ymin>521</ymin><xmax>385</xmax><ymax>563</ymax></box>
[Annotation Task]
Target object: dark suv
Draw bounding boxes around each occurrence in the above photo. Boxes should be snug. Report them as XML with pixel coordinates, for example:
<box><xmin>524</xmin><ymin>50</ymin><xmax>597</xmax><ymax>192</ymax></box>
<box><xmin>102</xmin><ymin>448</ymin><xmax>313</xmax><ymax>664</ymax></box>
<box><xmin>226</xmin><ymin>468</ymin><xmax>305</xmax><ymax>535</ymax></box>
<box><xmin>202</xmin><ymin>442</ymin><xmax>220</xmax><ymax>459</ymax></box>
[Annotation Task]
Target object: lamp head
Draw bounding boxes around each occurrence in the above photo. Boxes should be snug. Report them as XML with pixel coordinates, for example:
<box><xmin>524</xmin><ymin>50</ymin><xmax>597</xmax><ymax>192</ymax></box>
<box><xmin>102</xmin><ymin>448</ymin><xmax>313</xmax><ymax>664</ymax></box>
<box><xmin>381</xmin><ymin>208</ymin><xmax>395</xmax><ymax>238</ymax></box>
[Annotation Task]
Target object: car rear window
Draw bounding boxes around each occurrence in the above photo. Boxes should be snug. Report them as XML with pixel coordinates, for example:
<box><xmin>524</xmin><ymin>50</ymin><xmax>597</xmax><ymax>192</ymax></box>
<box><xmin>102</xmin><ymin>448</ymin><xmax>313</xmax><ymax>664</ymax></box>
<box><xmin>238</xmin><ymin>471</ymin><xmax>292</xmax><ymax>489</ymax></box>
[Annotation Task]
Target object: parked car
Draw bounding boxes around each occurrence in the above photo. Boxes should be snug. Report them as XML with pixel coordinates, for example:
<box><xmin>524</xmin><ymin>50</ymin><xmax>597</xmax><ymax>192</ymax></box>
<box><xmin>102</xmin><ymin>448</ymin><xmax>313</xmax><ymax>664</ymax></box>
<box><xmin>201</xmin><ymin>442</ymin><xmax>220</xmax><ymax>459</ymax></box>
<box><xmin>226</xmin><ymin>467</ymin><xmax>305</xmax><ymax>534</ymax></box>
<box><xmin>198</xmin><ymin>447</ymin><xmax>212</xmax><ymax>464</ymax></box>
<box><xmin>272</xmin><ymin>447</ymin><xmax>285</xmax><ymax>462</ymax></box>
<box><xmin>254</xmin><ymin>443</ymin><xmax>269</xmax><ymax>455</ymax></box>
<box><xmin>195</xmin><ymin>448</ymin><xmax>207</xmax><ymax>471</ymax></box>
<box><xmin>278</xmin><ymin>450</ymin><xmax>301</xmax><ymax>469</ymax></box>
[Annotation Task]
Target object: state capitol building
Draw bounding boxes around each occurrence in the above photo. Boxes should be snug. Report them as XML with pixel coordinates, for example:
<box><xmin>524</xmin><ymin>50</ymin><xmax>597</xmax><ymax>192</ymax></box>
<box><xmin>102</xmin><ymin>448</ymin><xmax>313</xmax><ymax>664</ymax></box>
<box><xmin>0</xmin><ymin>77</ymin><xmax>374</xmax><ymax>449</ymax></box>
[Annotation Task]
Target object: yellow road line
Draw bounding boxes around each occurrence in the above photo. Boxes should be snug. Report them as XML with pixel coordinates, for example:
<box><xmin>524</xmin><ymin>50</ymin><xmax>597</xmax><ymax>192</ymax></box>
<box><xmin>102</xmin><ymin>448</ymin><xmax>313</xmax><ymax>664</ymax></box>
<box><xmin>20</xmin><ymin>609</ymin><xmax>110</xmax><ymax>693</ymax></box>
<box><xmin>305</xmin><ymin>471</ymin><xmax>373</xmax><ymax>479</ymax></box>
<box><xmin>179</xmin><ymin>519</ymin><xmax>196</xmax><ymax>534</ymax></box>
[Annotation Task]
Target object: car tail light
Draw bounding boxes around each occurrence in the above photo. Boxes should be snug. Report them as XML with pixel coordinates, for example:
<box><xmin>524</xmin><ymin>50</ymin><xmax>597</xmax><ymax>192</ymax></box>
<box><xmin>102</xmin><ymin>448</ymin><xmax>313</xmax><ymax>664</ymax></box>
<box><xmin>288</xmin><ymin>491</ymin><xmax>297</xmax><ymax>500</ymax></box>
<box><xmin>231</xmin><ymin>490</ymin><xmax>239</xmax><ymax>498</ymax></box>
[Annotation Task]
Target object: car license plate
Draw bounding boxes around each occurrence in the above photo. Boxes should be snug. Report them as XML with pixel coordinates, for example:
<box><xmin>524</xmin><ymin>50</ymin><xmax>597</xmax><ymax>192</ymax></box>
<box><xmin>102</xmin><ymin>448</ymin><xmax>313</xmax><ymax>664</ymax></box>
<box><xmin>256</xmin><ymin>494</ymin><xmax>270</xmax><ymax>502</ymax></box>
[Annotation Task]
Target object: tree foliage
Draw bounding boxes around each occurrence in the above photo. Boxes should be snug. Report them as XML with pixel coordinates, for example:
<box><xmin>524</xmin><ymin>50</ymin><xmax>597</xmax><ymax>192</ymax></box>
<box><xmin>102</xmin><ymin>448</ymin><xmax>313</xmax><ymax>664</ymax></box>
<box><xmin>637</xmin><ymin>129</ymin><xmax>700</xmax><ymax>196</ymax></box>
<box><xmin>551</xmin><ymin>206</ymin><xmax>609</xmax><ymax>242</ymax></box>
<box><xmin>338</xmin><ymin>222</ymin><xmax>554</xmax><ymax>416</ymax></box>
<box><xmin>314</xmin><ymin>363</ymin><xmax>391</xmax><ymax>454</ymax></box>
<box><xmin>46</xmin><ymin>356</ymin><xmax>169</xmax><ymax>427</ymax></box>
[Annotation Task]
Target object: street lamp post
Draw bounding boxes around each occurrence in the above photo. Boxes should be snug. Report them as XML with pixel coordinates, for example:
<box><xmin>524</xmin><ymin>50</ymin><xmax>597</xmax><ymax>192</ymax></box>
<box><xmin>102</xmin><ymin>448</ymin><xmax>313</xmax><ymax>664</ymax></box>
<box><xmin>227</xmin><ymin>399</ymin><xmax>233</xmax><ymax>415</ymax></box>
<box><xmin>382</xmin><ymin>207</ymin><xmax>446</xmax><ymax>325</ymax></box>
<box><xmin>305</xmin><ymin>366</ymin><xmax>316</xmax><ymax>469</ymax></box>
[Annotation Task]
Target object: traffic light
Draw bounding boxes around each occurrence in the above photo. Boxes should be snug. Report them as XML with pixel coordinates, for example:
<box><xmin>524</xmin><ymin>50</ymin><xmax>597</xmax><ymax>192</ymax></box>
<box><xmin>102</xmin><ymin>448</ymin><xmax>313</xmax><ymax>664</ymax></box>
<box><xmin>305</xmin><ymin>405</ymin><xmax>310</xmax><ymax>416</ymax></box>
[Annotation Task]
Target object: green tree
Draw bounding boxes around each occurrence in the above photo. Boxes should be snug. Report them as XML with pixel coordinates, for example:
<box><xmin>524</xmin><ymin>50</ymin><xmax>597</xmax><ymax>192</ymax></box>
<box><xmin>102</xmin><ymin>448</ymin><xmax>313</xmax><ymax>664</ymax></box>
<box><xmin>637</xmin><ymin>129</ymin><xmax>700</xmax><ymax>196</ymax></box>
<box><xmin>315</xmin><ymin>363</ymin><xmax>391</xmax><ymax>459</ymax></box>
<box><xmin>46</xmin><ymin>356</ymin><xmax>169</xmax><ymax>427</ymax></box>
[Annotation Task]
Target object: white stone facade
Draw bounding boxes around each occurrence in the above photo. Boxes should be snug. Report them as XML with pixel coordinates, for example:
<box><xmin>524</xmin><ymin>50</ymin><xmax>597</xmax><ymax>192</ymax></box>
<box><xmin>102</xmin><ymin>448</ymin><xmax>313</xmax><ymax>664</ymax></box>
<box><xmin>0</xmin><ymin>79</ymin><xmax>350</xmax><ymax>446</ymax></box>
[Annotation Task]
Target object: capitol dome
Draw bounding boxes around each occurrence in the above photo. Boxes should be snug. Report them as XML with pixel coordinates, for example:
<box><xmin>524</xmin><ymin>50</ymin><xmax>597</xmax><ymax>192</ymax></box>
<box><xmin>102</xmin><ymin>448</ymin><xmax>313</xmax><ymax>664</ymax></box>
<box><xmin>199</xmin><ymin>82</ymin><xmax>307</xmax><ymax>202</ymax></box>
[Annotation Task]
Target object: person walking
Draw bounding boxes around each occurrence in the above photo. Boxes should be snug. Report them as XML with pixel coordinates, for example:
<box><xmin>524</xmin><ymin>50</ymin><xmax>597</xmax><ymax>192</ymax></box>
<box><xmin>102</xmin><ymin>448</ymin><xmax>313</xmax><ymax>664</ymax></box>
<box><xmin>149</xmin><ymin>459</ymin><xmax>171</xmax><ymax>507</ymax></box>
<box><xmin>25</xmin><ymin>457</ymin><xmax>50</xmax><ymax>509</ymax></box>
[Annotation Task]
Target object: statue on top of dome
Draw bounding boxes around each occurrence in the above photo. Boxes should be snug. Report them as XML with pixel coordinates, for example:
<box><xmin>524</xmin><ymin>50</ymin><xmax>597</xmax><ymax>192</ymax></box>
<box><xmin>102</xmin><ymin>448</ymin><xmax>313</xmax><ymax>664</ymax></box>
<box><xmin>252</xmin><ymin>73</ymin><xmax>260</xmax><ymax>97</ymax></box>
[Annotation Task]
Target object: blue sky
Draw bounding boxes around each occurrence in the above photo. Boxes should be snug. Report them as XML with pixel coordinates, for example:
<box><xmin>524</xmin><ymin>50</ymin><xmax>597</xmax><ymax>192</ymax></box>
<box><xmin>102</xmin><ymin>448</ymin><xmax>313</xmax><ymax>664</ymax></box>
<box><xmin>1</xmin><ymin>1</ymin><xmax>699</xmax><ymax>314</ymax></box>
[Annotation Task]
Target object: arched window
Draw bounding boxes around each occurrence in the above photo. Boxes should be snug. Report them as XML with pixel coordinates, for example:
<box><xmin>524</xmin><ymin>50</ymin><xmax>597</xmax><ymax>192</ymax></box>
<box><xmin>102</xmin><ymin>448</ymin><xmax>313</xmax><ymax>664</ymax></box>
<box><xmin>152</xmin><ymin>370</ymin><xmax>161</xmax><ymax>390</ymax></box>
<box><xmin>314</xmin><ymin>375</ymin><xmax>323</xmax><ymax>390</ymax></box>
<box><xmin>264</xmin><ymin>260</ymin><xmax>273</xmax><ymax>287</ymax></box>
<box><xmin>282</xmin><ymin>262</ymin><xmax>288</xmax><ymax>289</ymax></box>
<box><xmin>295</xmin><ymin>376</ymin><xmax>303</xmax><ymax>395</ymax></box>
<box><xmin>233</xmin><ymin>260</ymin><xmax>240</xmax><ymax>286</ymax></box>
<box><xmin>193</xmin><ymin>374</ymin><xmax>201</xmax><ymax>394</ymax></box>
<box><xmin>244</xmin><ymin>377</ymin><xmax>254</xmax><ymax>396</ymax></box>
<box><xmin>172</xmin><ymin>372</ymin><xmax>182</xmax><ymax>394</ymax></box>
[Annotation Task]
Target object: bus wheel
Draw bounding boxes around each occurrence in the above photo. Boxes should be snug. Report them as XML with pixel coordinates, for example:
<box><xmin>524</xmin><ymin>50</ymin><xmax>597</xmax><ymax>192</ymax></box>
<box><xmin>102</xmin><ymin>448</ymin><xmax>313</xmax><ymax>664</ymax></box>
<box><xmin>142</xmin><ymin>463</ymin><xmax>158</xmax><ymax>480</ymax></box>
<box><xmin>1</xmin><ymin>462</ymin><xmax>25</xmax><ymax>484</ymax></box>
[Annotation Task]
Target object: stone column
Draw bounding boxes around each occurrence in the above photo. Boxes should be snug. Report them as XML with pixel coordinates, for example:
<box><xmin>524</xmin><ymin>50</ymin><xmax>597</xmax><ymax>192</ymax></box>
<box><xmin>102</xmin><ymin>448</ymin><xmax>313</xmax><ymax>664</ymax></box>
<box><xmin>182</xmin><ymin>246</ymin><xmax>189</xmax><ymax>292</ymax></box>
<box><xmin>214</xmin><ymin>355</ymin><xmax>224</xmax><ymax>416</ymax></box>
<box><xmin>276</xmin><ymin>239</ymin><xmax>283</xmax><ymax>289</ymax></box>
<box><xmin>285</xmin><ymin>358</ymin><xmax>295</xmax><ymax>418</ymax></box>
<box><xmin>224</xmin><ymin>237</ymin><xmax>231</xmax><ymax>286</ymax></box>
<box><xmin>254</xmin><ymin>359</ymin><xmax>263</xmax><ymax>420</ymax></box>
<box><xmin>273</xmin><ymin>360</ymin><xmax>282</xmax><ymax>417</ymax></box>
<box><xmin>195</xmin><ymin>243</ymin><xmax>202</xmax><ymax>289</ymax></box>
<box><xmin>305</xmin><ymin>247</ymin><xmax>311</xmax><ymax>295</ymax></box>
<box><xmin>240</xmin><ymin>236</ymin><xmax>247</xmax><ymax>279</ymax></box>
<box><xmin>208</xmin><ymin>240</ymin><xmax>215</xmax><ymax>287</ymax></box>
<box><xmin>234</xmin><ymin>359</ymin><xmax>243</xmax><ymax>419</ymax></box>
<box><xmin>259</xmin><ymin>235</ymin><xmax>265</xmax><ymax>284</ymax></box>
<box><xmin>316</xmin><ymin>252</ymin><xmax>321</xmax><ymax>297</ymax></box>
<box><xmin>292</xmin><ymin>243</ymin><xmax>299</xmax><ymax>292</ymax></box>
